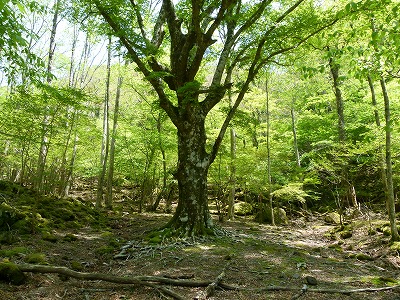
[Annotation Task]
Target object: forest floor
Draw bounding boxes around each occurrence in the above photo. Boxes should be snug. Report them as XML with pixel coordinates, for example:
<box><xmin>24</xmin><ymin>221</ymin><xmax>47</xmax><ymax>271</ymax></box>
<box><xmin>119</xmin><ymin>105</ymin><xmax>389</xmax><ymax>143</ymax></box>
<box><xmin>1</xmin><ymin>183</ymin><xmax>400</xmax><ymax>299</ymax></box>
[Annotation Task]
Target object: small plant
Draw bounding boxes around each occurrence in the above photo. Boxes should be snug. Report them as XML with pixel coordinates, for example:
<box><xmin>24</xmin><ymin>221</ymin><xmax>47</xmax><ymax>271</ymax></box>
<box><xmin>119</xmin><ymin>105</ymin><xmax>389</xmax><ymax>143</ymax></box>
<box><xmin>42</xmin><ymin>231</ymin><xmax>58</xmax><ymax>243</ymax></box>
<box><xmin>25</xmin><ymin>253</ymin><xmax>47</xmax><ymax>264</ymax></box>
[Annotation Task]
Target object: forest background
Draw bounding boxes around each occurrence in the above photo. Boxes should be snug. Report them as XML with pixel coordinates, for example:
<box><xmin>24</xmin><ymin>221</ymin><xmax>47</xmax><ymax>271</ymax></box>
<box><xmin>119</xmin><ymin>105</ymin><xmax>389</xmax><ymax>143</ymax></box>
<box><xmin>1</xmin><ymin>0</ymin><xmax>400</xmax><ymax>238</ymax></box>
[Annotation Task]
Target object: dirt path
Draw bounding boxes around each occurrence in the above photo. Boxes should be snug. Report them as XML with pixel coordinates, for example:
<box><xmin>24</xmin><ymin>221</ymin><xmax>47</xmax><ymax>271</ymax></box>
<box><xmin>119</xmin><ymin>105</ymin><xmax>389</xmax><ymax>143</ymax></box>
<box><xmin>1</xmin><ymin>212</ymin><xmax>400</xmax><ymax>300</ymax></box>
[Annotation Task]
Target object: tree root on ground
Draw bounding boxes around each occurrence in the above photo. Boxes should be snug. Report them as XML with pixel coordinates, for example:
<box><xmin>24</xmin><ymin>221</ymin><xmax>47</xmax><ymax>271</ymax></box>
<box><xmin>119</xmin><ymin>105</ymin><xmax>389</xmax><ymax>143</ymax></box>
<box><xmin>6</xmin><ymin>263</ymin><xmax>400</xmax><ymax>300</ymax></box>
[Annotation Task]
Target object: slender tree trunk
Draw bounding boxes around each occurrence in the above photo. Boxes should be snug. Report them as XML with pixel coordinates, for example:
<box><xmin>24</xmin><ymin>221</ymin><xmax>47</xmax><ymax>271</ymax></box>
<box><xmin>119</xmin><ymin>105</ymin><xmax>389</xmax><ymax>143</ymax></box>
<box><xmin>266</xmin><ymin>76</ymin><xmax>274</xmax><ymax>226</ymax></box>
<box><xmin>367</xmin><ymin>75</ymin><xmax>388</xmax><ymax>195</ymax></box>
<box><xmin>228</xmin><ymin>126</ymin><xmax>236</xmax><ymax>220</ymax></box>
<box><xmin>329</xmin><ymin>57</ymin><xmax>346</xmax><ymax>142</ymax></box>
<box><xmin>69</xmin><ymin>25</ymin><xmax>78</xmax><ymax>87</ymax></box>
<box><xmin>291</xmin><ymin>107</ymin><xmax>301</xmax><ymax>169</ymax></box>
<box><xmin>329</xmin><ymin>55</ymin><xmax>358</xmax><ymax>209</ymax></box>
<box><xmin>139</xmin><ymin>148</ymin><xmax>156</xmax><ymax>213</ymax></box>
<box><xmin>96</xmin><ymin>36</ymin><xmax>111</xmax><ymax>208</ymax></box>
<box><xmin>58</xmin><ymin>112</ymin><xmax>75</xmax><ymax>195</ymax></box>
<box><xmin>228</xmin><ymin>75</ymin><xmax>236</xmax><ymax>220</ymax></box>
<box><xmin>380</xmin><ymin>77</ymin><xmax>399</xmax><ymax>241</ymax></box>
<box><xmin>152</xmin><ymin>113</ymin><xmax>168</xmax><ymax>211</ymax></box>
<box><xmin>35</xmin><ymin>0</ymin><xmax>60</xmax><ymax>192</ymax></box>
<box><xmin>63</xmin><ymin>130</ymin><xmax>78</xmax><ymax>197</ymax></box>
<box><xmin>367</xmin><ymin>76</ymin><xmax>381</xmax><ymax>127</ymax></box>
<box><xmin>106</xmin><ymin>74</ymin><xmax>123</xmax><ymax>209</ymax></box>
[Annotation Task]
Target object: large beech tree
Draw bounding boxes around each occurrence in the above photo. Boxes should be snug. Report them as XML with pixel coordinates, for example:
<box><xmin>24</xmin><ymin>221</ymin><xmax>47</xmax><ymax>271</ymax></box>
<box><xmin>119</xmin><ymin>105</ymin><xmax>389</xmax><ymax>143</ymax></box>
<box><xmin>85</xmin><ymin>0</ymin><xmax>366</xmax><ymax>236</ymax></box>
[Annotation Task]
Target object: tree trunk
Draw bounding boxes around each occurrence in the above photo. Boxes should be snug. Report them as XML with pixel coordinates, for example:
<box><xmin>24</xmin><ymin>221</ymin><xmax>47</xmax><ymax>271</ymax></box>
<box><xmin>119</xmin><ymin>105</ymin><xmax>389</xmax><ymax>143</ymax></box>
<box><xmin>165</xmin><ymin>112</ymin><xmax>212</xmax><ymax>236</ymax></box>
<box><xmin>58</xmin><ymin>113</ymin><xmax>75</xmax><ymax>196</ymax></box>
<box><xmin>329</xmin><ymin>57</ymin><xmax>346</xmax><ymax>142</ymax></box>
<box><xmin>291</xmin><ymin>107</ymin><xmax>301</xmax><ymax>169</ymax></box>
<box><xmin>228</xmin><ymin>75</ymin><xmax>235</xmax><ymax>221</ymax></box>
<box><xmin>266</xmin><ymin>76</ymin><xmax>274</xmax><ymax>226</ymax></box>
<box><xmin>152</xmin><ymin>112</ymin><xmax>168</xmax><ymax>212</ymax></box>
<box><xmin>380</xmin><ymin>77</ymin><xmax>399</xmax><ymax>241</ymax></box>
<box><xmin>367</xmin><ymin>75</ymin><xmax>388</xmax><ymax>196</ymax></box>
<box><xmin>35</xmin><ymin>0</ymin><xmax>60</xmax><ymax>192</ymax></box>
<box><xmin>329</xmin><ymin>55</ymin><xmax>358</xmax><ymax>209</ymax></box>
<box><xmin>63</xmin><ymin>130</ymin><xmax>78</xmax><ymax>197</ymax></box>
<box><xmin>96</xmin><ymin>36</ymin><xmax>111</xmax><ymax>208</ymax></box>
<box><xmin>228</xmin><ymin>126</ymin><xmax>236</xmax><ymax>220</ymax></box>
<box><xmin>106</xmin><ymin>73</ymin><xmax>123</xmax><ymax>209</ymax></box>
<box><xmin>93</xmin><ymin>0</ymin><xmax>321</xmax><ymax>237</ymax></box>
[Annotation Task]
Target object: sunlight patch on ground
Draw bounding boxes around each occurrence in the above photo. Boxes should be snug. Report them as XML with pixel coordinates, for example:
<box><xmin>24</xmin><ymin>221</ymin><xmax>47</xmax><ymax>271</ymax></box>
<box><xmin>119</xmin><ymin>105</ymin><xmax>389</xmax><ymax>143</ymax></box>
<box><xmin>72</xmin><ymin>232</ymin><xmax>104</xmax><ymax>240</ymax></box>
<box><xmin>197</xmin><ymin>245</ymin><xmax>214</xmax><ymax>250</ymax></box>
<box><xmin>289</xmin><ymin>240</ymin><xmax>326</xmax><ymax>249</ymax></box>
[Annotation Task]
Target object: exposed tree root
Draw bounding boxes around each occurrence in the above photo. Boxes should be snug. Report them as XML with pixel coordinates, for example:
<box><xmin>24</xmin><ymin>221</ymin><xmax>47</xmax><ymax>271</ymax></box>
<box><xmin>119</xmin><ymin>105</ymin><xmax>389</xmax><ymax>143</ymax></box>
<box><xmin>9</xmin><ymin>263</ymin><xmax>400</xmax><ymax>299</ymax></box>
<box><xmin>16</xmin><ymin>263</ymin><xmax>195</xmax><ymax>300</ymax></box>
<box><xmin>194</xmin><ymin>263</ymin><xmax>228</xmax><ymax>299</ymax></box>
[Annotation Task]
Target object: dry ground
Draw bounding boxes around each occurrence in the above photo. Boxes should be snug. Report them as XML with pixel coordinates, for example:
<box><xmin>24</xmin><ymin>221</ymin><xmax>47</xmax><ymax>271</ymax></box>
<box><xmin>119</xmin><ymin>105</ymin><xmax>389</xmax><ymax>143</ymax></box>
<box><xmin>1</xmin><ymin>205</ymin><xmax>400</xmax><ymax>300</ymax></box>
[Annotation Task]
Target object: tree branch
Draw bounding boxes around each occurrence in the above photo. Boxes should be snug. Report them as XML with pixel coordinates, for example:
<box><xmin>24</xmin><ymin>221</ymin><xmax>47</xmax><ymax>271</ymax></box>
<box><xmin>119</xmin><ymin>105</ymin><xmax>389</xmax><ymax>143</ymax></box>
<box><xmin>129</xmin><ymin>0</ymin><xmax>148</xmax><ymax>44</ymax></box>
<box><xmin>8</xmin><ymin>263</ymin><xmax>400</xmax><ymax>299</ymax></box>
<box><xmin>93</xmin><ymin>0</ymin><xmax>179</xmax><ymax>126</ymax></box>
<box><xmin>210</xmin><ymin>0</ymin><xmax>272</xmax><ymax>88</ymax></box>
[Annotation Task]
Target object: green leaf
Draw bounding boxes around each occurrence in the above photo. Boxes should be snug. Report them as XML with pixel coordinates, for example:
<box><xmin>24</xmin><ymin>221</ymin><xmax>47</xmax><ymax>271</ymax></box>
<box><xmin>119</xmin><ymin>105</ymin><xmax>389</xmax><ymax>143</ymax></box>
<box><xmin>16</xmin><ymin>2</ymin><xmax>25</xmax><ymax>13</ymax></box>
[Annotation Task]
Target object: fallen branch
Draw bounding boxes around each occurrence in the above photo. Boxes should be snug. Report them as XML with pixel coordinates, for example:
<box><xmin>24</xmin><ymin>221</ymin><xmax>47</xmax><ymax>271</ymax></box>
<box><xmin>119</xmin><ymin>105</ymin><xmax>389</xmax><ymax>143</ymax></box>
<box><xmin>9</xmin><ymin>263</ymin><xmax>400</xmax><ymax>299</ymax></box>
<box><xmin>205</xmin><ymin>268</ymin><xmax>225</xmax><ymax>297</ymax></box>
<box><xmin>194</xmin><ymin>263</ymin><xmax>228</xmax><ymax>299</ymax></box>
<box><xmin>16</xmin><ymin>263</ymin><xmax>189</xmax><ymax>300</ymax></box>
<box><xmin>220</xmin><ymin>283</ymin><xmax>400</xmax><ymax>295</ymax></box>
<box><xmin>18</xmin><ymin>263</ymin><xmax>209</xmax><ymax>287</ymax></box>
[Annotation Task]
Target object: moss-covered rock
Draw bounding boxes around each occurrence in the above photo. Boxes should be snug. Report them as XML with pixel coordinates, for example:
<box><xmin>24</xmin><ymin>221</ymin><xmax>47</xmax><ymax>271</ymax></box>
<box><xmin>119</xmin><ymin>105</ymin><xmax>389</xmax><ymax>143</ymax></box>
<box><xmin>324</xmin><ymin>212</ymin><xmax>341</xmax><ymax>225</ymax></box>
<box><xmin>355</xmin><ymin>253</ymin><xmax>373</xmax><ymax>261</ymax></box>
<box><xmin>95</xmin><ymin>245</ymin><xmax>115</xmax><ymax>256</ymax></box>
<box><xmin>24</xmin><ymin>253</ymin><xmax>47</xmax><ymax>264</ymax></box>
<box><xmin>0</xmin><ymin>202</ymin><xmax>30</xmax><ymax>231</ymax></box>
<box><xmin>0</xmin><ymin>180</ymin><xmax>108</xmax><ymax>238</ymax></box>
<box><xmin>274</xmin><ymin>207</ymin><xmax>288</xmax><ymax>225</ymax></box>
<box><xmin>340</xmin><ymin>230</ymin><xmax>352</xmax><ymax>239</ymax></box>
<box><xmin>63</xmin><ymin>233</ymin><xmax>78</xmax><ymax>242</ymax></box>
<box><xmin>70</xmin><ymin>261</ymin><xmax>84</xmax><ymax>271</ymax></box>
<box><xmin>234</xmin><ymin>202</ymin><xmax>253</xmax><ymax>216</ymax></box>
<box><xmin>0</xmin><ymin>261</ymin><xmax>26</xmax><ymax>285</ymax></box>
<box><xmin>0</xmin><ymin>247</ymin><xmax>29</xmax><ymax>258</ymax></box>
<box><xmin>42</xmin><ymin>231</ymin><xmax>58</xmax><ymax>243</ymax></box>
<box><xmin>382</xmin><ymin>226</ymin><xmax>391</xmax><ymax>236</ymax></box>
<box><xmin>255</xmin><ymin>206</ymin><xmax>288</xmax><ymax>225</ymax></box>
<box><xmin>390</xmin><ymin>242</ymin><xmax>400</xmax><ymax>253</ymax></box>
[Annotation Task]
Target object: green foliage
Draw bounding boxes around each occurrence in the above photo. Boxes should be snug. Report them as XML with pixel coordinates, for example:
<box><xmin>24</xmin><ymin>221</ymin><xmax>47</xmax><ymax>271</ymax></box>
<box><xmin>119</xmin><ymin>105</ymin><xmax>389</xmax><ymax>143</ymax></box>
<box><xmin>0</xmin><ymin>247</ymin><xmax>29</xmax><ymax>258</ymax></box>
<box><xmin>0</xmin><ymin>0</ymin><xmax>46</xmax><ymax>83</ymax></box>
<box><xmin>271</xmin><ymin>183</ymin><xmax>309</xmax><ymax>205</ymax></box>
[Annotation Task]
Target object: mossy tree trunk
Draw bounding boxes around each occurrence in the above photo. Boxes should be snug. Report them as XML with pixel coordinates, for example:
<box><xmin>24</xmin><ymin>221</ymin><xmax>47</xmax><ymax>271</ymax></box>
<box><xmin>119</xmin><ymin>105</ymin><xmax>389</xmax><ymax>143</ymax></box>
<box><xmin>165</xmin><ymin>100</ymin><xmax>213</xmax><ymax>235</ymax></box>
